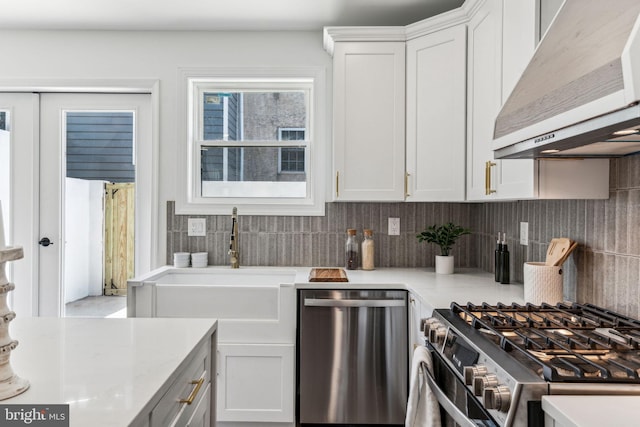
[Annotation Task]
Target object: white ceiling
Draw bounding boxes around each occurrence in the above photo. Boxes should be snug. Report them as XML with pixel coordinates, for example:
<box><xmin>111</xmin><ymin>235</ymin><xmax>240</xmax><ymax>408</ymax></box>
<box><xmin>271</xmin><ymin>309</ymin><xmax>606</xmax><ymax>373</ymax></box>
<box><xmin>0</xmin><ymin>0</ymin><xmax>464</xmax><ymax>31</ymax></box>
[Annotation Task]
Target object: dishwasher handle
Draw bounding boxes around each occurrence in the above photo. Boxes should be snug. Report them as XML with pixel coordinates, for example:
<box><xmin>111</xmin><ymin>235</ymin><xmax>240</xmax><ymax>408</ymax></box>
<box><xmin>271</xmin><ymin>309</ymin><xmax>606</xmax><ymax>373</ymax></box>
<box><xmin>304</xmin><ymin>298</ymin><xmax>406</xmax><ymax>308</ymax></box>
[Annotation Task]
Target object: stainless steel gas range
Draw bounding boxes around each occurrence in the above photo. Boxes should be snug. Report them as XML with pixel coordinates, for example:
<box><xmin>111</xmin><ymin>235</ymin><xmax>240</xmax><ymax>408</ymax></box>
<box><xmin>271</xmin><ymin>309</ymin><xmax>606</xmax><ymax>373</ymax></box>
<box><xmin>424</xmin><ymin>302</ymin><xmax>640</xmax><ymax>427</ymax></box>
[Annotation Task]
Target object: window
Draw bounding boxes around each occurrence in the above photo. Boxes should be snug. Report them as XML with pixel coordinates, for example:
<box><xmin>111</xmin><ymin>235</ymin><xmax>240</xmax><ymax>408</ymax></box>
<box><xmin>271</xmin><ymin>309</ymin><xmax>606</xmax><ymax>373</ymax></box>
<box><xmin>179</xmin><ymin>67</ymin><xmax>326</xmax><ymax>216</ymax></box>
<box><xmin>279</xmin><ymin>128</ymin><xmax>306</xmax><ymax>173</ymax></box>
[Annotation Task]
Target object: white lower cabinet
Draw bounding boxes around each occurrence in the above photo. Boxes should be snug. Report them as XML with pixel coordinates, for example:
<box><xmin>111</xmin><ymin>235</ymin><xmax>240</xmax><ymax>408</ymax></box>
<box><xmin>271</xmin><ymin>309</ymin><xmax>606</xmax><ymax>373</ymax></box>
<box><xmin>408</xmin><ymin>294</ymin><xmax>423</xmax><ymax>351</ymax></box>
<box><xmin>217</xmin><ymin>344</ymin><xmax>295</xmax><ymax>423</ymax></box>
<box><xmin>150</xmin><ymin>337</ymin><xmax>213</xmax><ymax>427</ymax></box>
<box><xmin>408</xmin><ymin>293</ymin><xmax>434</xmax><ymax>371</ymax></box>
<box><xmin>130</xmin><ymin>277</ymin><xmax>296</xmax><ymax>426</ymax></box>
<box><xmin>186</xmin><ymin>384</ymin><xmax>212</xmax><ymax>427</ymax></box>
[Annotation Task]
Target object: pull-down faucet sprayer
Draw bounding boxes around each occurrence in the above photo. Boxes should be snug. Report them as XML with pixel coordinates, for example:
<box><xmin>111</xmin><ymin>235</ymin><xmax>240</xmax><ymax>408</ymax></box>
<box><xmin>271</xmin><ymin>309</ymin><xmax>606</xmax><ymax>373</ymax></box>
<box><xmin>229</xmin><ymin>207</ymin><xmax>239</xmax><ymax>268</ymax></box>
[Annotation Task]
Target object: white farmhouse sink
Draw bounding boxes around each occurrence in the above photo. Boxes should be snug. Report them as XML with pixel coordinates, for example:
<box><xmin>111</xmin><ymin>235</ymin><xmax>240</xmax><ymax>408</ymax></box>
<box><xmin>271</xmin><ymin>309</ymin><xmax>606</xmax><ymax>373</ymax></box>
<box><xmin>153</xmin><ymin>268</ymin><xmax>296</xmax><ymax>287</ymax></box>
<box><xmin>127</xmin><ymin>266</ymin><xmax>297</xmax><ymax>342</ymax></box>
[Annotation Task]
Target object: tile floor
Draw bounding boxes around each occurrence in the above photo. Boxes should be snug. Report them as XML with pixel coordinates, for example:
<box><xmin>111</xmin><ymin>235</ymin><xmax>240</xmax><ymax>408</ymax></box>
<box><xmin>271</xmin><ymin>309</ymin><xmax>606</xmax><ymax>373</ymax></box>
<box><xmin>65</xmin><ymin>295</ymin><xmax>127</xmax><ymax>318</ymax></box>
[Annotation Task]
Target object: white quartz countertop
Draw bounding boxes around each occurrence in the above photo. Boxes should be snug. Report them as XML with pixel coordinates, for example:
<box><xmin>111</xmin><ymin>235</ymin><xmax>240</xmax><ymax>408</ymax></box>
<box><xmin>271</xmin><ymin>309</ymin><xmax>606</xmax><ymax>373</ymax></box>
<box><xmin>5</xmin><ymin>317</ymin><xmax>217</xmax><ymax>427</ymax></box>
<box><xmin>134</xmin><ymin>265</ymin><xmax>525</xmax><ymax>314</ymax></box>
<box><xmin>293</xmin><ymin>267</ymin><xmax>525</xmax><ymax>313</ymax></box>
<box><xmin>542</xmin><ymin>395</ymin><xmax>640</xmax><ymax>427</ymax></box>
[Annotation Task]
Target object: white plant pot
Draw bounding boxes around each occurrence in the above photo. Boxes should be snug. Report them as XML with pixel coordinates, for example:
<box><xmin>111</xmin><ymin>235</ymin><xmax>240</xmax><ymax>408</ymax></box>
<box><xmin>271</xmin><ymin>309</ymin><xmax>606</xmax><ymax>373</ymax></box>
<box><xmin>435</xmin><ymin>255</ymin><xmax>454</xmax><ymax>274</ymax></box>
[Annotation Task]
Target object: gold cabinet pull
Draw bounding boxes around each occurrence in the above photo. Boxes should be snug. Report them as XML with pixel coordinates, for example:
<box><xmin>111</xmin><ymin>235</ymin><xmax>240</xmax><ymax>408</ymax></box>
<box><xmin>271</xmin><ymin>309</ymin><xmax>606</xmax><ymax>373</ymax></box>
<box><xmin>485</xmin><ymin>161</ymin><xmax>497</xmax><ymax>195</ymax></box>
<box><xmin>336</xmin><ymin>171</ymin><xmax>340</xmax><ymax>198</ymax></box>
<box><xmin>405</xmin><ymin>173</ymin><xmax>410</xmax><ymax>198</ymax></box>
<box><xmin>179</xmin><ymin>377</ymin><xmax>205</xmax><ymax>405</ymax></box>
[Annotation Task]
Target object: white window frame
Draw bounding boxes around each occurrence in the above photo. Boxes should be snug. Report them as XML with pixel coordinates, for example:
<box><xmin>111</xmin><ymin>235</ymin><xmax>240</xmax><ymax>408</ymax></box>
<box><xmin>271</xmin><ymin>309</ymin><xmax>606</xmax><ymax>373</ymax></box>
<box><xmin>176</xmin><ymin>67</ymin><xmax>326</xmax><ymax>216</ymax></box>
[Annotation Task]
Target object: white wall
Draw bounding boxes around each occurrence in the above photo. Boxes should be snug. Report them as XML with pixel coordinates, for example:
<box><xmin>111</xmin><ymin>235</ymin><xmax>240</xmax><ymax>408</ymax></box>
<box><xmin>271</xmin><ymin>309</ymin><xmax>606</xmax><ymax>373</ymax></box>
<box><xmin>64</xmin><ymin>178</ymin><xmax>105</xmax><ymax>303</ymax></box>
<box><xmin>0</xmin><ymin>30</ymin><xmax>332</xmax><ymax>269</ymax></box>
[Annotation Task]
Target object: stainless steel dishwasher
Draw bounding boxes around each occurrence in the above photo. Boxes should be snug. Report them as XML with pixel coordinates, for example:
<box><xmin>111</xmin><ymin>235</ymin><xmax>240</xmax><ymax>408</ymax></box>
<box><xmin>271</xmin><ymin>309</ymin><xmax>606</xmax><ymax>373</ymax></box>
<box><xmin>297</xmin><ymin>289</ymin><xmax>408</xmax><ymax>425</ymax></box>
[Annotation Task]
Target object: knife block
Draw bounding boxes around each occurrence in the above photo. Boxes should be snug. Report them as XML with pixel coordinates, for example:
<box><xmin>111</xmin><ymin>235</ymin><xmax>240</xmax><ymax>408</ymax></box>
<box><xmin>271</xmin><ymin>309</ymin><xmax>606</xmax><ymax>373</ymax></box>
<box><xmin>524</xmin><ymin>262</ymin><xmax>563</xmax><ymax>305</ymax></box>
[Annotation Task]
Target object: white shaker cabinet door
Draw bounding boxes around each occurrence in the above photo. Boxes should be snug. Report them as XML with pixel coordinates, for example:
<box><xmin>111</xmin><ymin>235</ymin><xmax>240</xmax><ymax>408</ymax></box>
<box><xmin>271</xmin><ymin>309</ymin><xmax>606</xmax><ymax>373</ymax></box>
<box><xmin>492</xmin><ymin>0</ymin><xmax>538</xmax><ymax>199</ymax></box>
<box><xmin>406</xmin><ymin>24</ymin><xmax>466</xmax><ymax>202</ymax></box>
<box><xmin>466</xmin><ymin>0</ymin><xmax>537</xmax><ymax>200</ymax></box>
<box><xmin>332</xmin><ymin>42</ymin><xmax>406</xmax><ymax>201</ymax></box>
<box><xmin>467</xmin><ymin>0</ymin><xmax>609</xmax><ymax>201</ymax></box>
<box><xmin>185</xmin><ymin>385</ymin><xmax>211</xmax><ymax>427</ymax></box>
<box><xmin>408</xmin><ymin>293</ymin><xmax>423</xmax><ymax>354</ymax></box>
<box><xmin>216</xmin><ymin>343</ymin><xmax>295</xmax><ymax>423</ymax></box>
<box><xmin>466</xmin><ymin>0</ymin><xmax>505</xmax><ymax>201</ymax></box>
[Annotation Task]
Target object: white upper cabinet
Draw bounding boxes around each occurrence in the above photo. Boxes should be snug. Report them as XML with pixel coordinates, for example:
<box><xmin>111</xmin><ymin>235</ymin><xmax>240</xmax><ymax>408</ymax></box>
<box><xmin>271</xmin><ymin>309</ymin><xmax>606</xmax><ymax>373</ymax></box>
<box><xmin>466</xmin><ymin>0</ymin><xmax>608</xmax><ymax>201</ymax></box>
<box><xmin>327</xmin><ymin>17</ymin><xmax>468</xmax><ymax>203</ymax></box>
<box><xmin>466</xmin><ymin>0</ymin><xmax>510</xmax><ymax>200</ymax></box>
<box><xmin>331</xmin><ymin>41</ymin><xmax>406</xmax><ymax>201</ymax></box>
<box><xmin>492</xmin><ymin>0</ymin><xmax>538</xmax><ymax>200</ymax></box>
<box><xmin>406</xmin><ymin>24</ymin><xmax>467</xmax><ymax>201</ymax></box>
<box><xmin>327</xmin><ymin>0</ymin><xmax>609</xmax><ymax>203</ymax></box>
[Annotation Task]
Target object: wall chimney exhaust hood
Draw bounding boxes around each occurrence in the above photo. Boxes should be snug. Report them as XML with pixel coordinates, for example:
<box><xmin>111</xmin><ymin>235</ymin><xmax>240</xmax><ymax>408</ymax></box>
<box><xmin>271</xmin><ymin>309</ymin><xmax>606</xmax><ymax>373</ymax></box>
<box><xmin>493</xmin><ymin>0</ymin><xmax>640</xmax><ymax>159</ymax></box>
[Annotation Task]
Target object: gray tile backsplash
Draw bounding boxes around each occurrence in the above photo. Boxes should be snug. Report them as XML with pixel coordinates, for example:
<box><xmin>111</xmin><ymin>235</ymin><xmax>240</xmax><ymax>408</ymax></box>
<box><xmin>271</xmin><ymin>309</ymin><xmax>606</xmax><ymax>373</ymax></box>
<box><xmin>167</xmin><ymin>153</ymin><xmax>640</xmax><ymax>317</ymax></box>
<box><xmin>166</xmin><ymin>201</ymin><xmax>477</xmax><ymax>269</ymax></box>
<box><xmin>473</xmin><ymin>154</ymin><xmax>640</xmax><ymax>318</ymax></box>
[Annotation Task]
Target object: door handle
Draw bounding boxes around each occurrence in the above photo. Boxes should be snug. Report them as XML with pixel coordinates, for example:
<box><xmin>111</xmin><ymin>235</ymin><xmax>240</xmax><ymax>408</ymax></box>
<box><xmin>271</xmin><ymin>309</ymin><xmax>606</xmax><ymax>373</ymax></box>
<box><xmin>38</xmin><ymin>237</ymin><xmax>54</xmax><ymax>247</ymax></box>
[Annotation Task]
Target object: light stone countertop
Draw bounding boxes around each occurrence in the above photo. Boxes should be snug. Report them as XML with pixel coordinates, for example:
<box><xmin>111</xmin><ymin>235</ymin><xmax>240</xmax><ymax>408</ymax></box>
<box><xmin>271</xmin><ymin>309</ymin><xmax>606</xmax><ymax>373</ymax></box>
<box><xmin>135</xmin><ymin>265</ymin><xmax>526</xmax><ymax>314</ymax></box>
<box><xmin>541</xmin><ymin>395</ymin><xmax>640</xmax><ymax>427</ymax></box>
<box><xmin>293</xmin><ymin>267</ymin><xmax>525</xmax><ymax>313</ymax></box>
<box><xmin>5</xmin><ymin>317</ymin><xmax>217</xmax><ymax>427</ymax></box>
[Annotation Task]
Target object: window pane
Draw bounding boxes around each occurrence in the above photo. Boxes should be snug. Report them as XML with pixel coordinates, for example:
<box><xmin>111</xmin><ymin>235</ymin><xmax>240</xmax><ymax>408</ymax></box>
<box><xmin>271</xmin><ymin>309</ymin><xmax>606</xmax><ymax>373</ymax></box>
<box><xmin>201</xmin><ymin>146</ymin><xmax>306</xmax><ymax>198</ymax></box>
<box><xmin>201</xmin><ymin>147</ymin><xmax>242</xmax><ymax>181</ymax></box>
<box><xmin>279</xmin><ymin>128</ymin><xmax>305</xmax><ymax>173</ymax></box>
<box><xmin>66</xmin><ymin>111</ymin><xmax>134</xmax><ymax>182</ymax></box>
<box><xmin>281</xmin><ymin>148</ymin><xmax>305</xmax><ymax>172</ymax></box>
<box><xmin>203</xmin><ymin>91</ymin><xmax>307</xmax><ymax>141</ymax></box>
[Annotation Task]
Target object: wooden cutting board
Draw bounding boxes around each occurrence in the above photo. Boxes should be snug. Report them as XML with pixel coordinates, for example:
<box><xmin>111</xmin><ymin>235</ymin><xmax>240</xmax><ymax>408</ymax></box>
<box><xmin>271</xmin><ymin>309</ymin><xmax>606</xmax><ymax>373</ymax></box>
<box><xmin>308</xmin><ymin>268</ymin><xmax>349</xmax><ymax>282</ymax></box>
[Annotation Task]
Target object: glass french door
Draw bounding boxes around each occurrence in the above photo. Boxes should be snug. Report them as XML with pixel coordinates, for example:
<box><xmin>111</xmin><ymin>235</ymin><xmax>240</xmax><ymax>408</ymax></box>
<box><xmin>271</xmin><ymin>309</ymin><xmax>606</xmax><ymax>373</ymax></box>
<box><xmin>0</xmin><ymin>93</ymin><xmax>40</xmax><ymax>316</ymax></box>
<box><xmin>1</xmin><ymin>92</ymin><xmax>152</xmax><ymax>317</ymax></box>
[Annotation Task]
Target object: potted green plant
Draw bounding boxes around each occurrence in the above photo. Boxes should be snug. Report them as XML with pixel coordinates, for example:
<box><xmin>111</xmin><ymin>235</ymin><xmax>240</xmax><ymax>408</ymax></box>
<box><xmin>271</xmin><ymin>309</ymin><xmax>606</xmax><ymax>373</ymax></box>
<box><xmin>416</xmin><ymin>222</ymin><xmax>471</xmax><ymax>274</ymax></box>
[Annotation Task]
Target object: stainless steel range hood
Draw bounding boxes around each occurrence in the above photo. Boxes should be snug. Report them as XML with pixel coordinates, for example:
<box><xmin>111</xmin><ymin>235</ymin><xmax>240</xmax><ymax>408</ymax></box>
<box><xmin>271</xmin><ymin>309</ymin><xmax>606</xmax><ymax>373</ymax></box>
<box><xmin>493</xmin><ymin>0</ymin><xmax>640</xmax><ymax>159</ymax></box>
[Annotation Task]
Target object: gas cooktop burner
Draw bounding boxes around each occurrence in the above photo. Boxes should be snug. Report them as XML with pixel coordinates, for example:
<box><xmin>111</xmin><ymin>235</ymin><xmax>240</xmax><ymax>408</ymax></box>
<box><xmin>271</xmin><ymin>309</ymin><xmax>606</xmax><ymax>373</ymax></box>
<box><xmin>449</xmin><ymin>302</ymin><xmax>640</xmax><ymax>382</ymax></box>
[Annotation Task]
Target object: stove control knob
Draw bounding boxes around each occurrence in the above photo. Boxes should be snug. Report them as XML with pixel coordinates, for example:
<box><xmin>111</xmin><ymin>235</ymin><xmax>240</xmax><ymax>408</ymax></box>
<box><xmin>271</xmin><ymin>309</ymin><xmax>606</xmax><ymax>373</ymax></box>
<box><xmin>422</xmin><ymin>317</ymin><xmax>440</xmax><ymax>333</ymax></box>
<box><xmin>429</xmin><ymin>326</ymin><xmax>447</xmax><ymax>345</ymax></box>
<box><xmin>483</xmin><ymin>385</ymin><xmax>511</xmax><ymax>412</ymax></box>
<box><xmin>463</xmin><ymin>364</ymin><xmax>488</xmax><ymax>385</ymax></box>
<box><xmin>473</xmin><ymin>373</ymin><xmax>498</xmax><ymax>396</ymax></box>
<box><xmin>424</xmin><ymin>318</ymin><xmax>442</xmax><ymax>338</ymax></box>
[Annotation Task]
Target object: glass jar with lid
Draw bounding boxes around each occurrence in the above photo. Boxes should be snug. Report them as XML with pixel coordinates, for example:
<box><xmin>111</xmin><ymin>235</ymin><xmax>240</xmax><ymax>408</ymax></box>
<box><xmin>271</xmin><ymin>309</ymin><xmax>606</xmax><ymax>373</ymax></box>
<box><xmin>345</xmin><ymin>229</ymin><xmax>358</xmax><ymax>270</ymax></box>
<box><xmin>361</xmin><ymin>229</ymin><xmax>374</xmax><ymax>270</ymax></box>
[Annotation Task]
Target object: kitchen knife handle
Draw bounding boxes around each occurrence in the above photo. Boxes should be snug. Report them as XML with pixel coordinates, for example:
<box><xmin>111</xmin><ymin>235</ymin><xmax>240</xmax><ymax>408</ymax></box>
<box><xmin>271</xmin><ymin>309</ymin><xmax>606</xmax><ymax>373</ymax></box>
<box><xmin>485</xmin><ymin>161</ymin><xmax>496</xmax><ymax>195</ymax></box>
